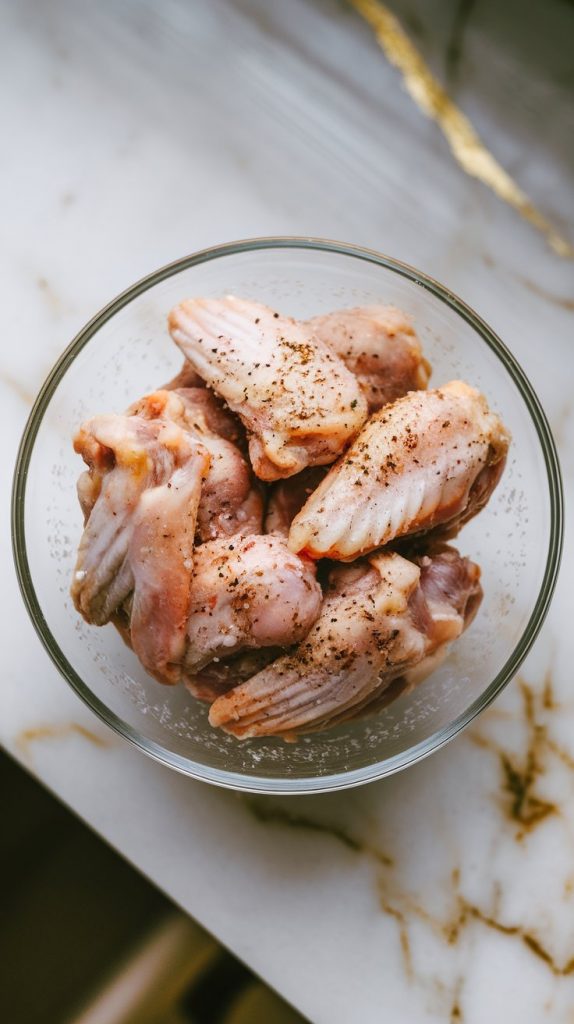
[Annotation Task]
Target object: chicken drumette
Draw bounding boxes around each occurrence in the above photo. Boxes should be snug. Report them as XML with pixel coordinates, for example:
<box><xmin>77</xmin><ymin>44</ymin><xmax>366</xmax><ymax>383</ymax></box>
<box><xmin>184</xmin><ymin>533</ymin><xmax>322</xmax><ymax>676</ymax></box>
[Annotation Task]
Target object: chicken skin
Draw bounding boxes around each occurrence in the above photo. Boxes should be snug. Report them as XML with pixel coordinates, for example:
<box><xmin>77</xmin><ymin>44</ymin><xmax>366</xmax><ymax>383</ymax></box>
<box><xmin>168</xmin><ymin>296</ymin><xmax>368</xmax><ymax>480</ymax></box>
<box><xmin>184</xmin><ymin>648</ymin><xmax>280</xmax><ymax>704</ymax></box>
<box><xmin>265</xmin><ymin>468</ymin><xmax>327</xmax><ymax>538</ymax></box>
<box><xmin>209</xmin><ymin>546</ymin><xmax>481</xmax><ymax>738</ymax></box>
<box><xmin>128</xmin><ymin>449</ymin><xmax>209</xmax><ymax>684</ymax></box>
<box><xmin>306</xmin><ymin>305</ymin><xmax>430</xmax><ymax>412</ymax></box>
<box><xmin>185</xmin><ymin>533</ymin><xmax>322</xmax><ymax>673</ymax></box>
<box><xmin>72</xmin><ymin>290</ymin><xmax>509</xmax><ymax>742</ymax></box>
<box><xmin>289</xmin><ymin>381</ymin><xmax>509</xmax><ymax>561</ymax></box>
<box><xmin>128</xmin><ymin>388</ymin><xmax>262</xmax><ymax>541</ymax></box>
<box><xmin>71</xmin><ymin>414</ymin><xmax>208</xmax><ymax>626</ymax></box>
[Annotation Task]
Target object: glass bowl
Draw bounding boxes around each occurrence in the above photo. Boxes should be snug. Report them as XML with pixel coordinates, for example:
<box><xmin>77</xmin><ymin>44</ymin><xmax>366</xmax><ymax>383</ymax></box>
<box><xmin>12</xmin><ymin>238</ymin><xmax>563</xmax><ymax>794</ymax></box>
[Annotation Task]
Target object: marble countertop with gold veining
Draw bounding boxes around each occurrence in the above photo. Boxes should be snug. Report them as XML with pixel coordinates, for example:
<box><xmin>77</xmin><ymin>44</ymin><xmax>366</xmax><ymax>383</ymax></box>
<box><xmin>2</xmin><ymin>1</ymin><xmax>573</xmax><ymax>1021</ymax></box>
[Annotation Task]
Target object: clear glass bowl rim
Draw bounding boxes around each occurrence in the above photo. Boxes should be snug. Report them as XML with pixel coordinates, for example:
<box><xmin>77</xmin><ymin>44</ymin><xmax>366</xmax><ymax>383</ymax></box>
<box><xmin>11</xmin><ymin>236</ymin><xmax>564</xmax><ymax>794</ymax></box>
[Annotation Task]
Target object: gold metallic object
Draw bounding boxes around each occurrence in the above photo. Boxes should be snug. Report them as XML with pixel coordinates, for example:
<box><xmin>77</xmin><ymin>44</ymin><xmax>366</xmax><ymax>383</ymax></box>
<box><xmin>350</xmin><ymin>0</ymin><xmax>573</xmax><ymax>258</ymax></box>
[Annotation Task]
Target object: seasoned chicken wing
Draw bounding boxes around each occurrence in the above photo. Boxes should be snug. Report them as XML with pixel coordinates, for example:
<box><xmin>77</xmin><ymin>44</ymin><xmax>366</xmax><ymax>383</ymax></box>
<box><xmin>306</xmin><ymin>305</ymin><xmax>430</xmax><ymax>412</ymax></box>
<box><xmin>209</xmin><ymin>546</ymin><xmax>481</xmax><ymax>738</ymax></box>
<box><xmin>71</xmin><ymin>414</ymin><xmax>207</xmax><ymax>625</ymax></box>
<box><xmin>71</xmin><ymin>284</ymin><xmax>507</xmax><ymax>744</ymax></box>
<box><xmin>289</xmin><ymin>381</ymin><xmax>509</xmax><ymax>561</ymax></box>
<box><xmin>168</xmin><ymin>296</ymin><xmax>368</xmax><ymax>480</ymax></box>
<box><xmin>185</xmin><ymin>533</ymin><xmax>322</xmax><ymax>673</ymax></box>
<box><xmin>129</xmin><ymin>449</ymin><xmax>209</xmax><ymax>684</ymax></box>
<box><xmin>128</xmin><ymin>388</ymin><xmax>262</xmax><ymax>541</ymax></box>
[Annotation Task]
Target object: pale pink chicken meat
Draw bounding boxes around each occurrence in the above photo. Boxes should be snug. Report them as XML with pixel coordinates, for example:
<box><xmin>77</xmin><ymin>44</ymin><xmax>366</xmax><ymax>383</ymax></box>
<box><xmin>289</xmin><ymin>381</ymin><xmax>510</xmax><ymax>561</ymax></box>
<box><xmin>265</xmin><ymin>468</ymin><xmax>327</xmax><ymax>538</ymax></box>
<box><xmin>184</xmin><ymin>649</ymin><xmax>280</xmax><ymax>704</ymax></box>
<box><xmin>163</xmin><ymin>359</ymin><xmax>204</xmax><ymax>390</ymax></box>
<box><xmin>306</xmin><ymin>305</ymin><xmax>430</xmax><ymax>412</ymax></box>
<box><xmin>168</xmin><ymin>296</ymin><xmax>368</xmax><ymax>480</ymax></box>
<box><xmin>128</xmin><ymin>449</ymin><xmax>209</xmax><ymax>684</ymax></box>
<box><xmin>184</xmin><ymin>533</ymin><xmax>322</xmax><ymax>674</ymax></box>
<box><xmin>71</xmin><ymin>414</ymin><xmax>208</xmax><ymax>626</ymax></box>
<box><xmin>128</xmin><ymin>388</ymin><xmax>262</xmax><ymax>541</ymax></box>
<box><xmin>209</xmin><ymin>546</ymin><xmax>482</xmax><ymax>738</ymax></box>
<box><xmin>70</xmin><ymin>289</ymin><xmax>505</xmax><ymax>743</ymax></box>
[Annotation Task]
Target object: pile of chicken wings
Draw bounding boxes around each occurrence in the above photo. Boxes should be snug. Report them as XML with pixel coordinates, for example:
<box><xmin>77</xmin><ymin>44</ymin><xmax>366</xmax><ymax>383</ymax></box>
<box><xmin>72</xmin><ymin>297</ymin><xmax>509</xmax><ymax>740</ymax></box>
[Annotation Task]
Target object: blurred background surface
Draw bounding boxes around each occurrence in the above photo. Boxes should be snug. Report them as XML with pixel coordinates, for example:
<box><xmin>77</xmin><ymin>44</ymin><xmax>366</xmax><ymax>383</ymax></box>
<box><xmin>0</xmin><ymin>749</ymin><xmax>306</xmax><ymax>1024</ymax></box>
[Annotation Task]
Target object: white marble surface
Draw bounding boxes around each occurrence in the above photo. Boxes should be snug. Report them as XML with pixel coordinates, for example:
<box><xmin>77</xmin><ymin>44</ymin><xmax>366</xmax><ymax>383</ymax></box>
<box><xmin>2</xmin><ymin>1</ymin><xmax>573</xmax><ymax>1021</ymax></box>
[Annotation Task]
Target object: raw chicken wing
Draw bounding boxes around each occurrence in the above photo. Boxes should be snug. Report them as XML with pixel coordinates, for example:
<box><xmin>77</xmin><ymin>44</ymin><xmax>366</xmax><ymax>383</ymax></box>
<box><xmin>71</xmin><ymin>414</ymin><xmax>207</xmax><ymax>625</ymax></box>
<box><xmin>128</xmin><ymin>388</ymin><xmax>262</xmax><ymax>541</ymax></box>
<box><xmin>209</xmin><ymin>546</ymin><xmax>481</xmax><ymax>738</ymax></box>
<box><xmin>289</xmin><ymin>381</ymin><xmax>509</xmax><ymax>560</ymax></box>
<box><xmin>185</xmin><ymin>649</ymin><xmax>280</xmax><ymax>704</ymax></box>
<box><xmin>129</xmin><ymin>449</ymin><xmax>209</xmax><ymax>684</ymax></box>
<box><xmin>306</xmin><ymin>305</ymin><xmax>430</xmax><ymax>412</ymax></box>
<box><xmin>168</xmin><ymin>296</ymin><xmax>368</xmax><ymax>480</ymax></box>
<box><xmin>185</xmin><ymin>534</ymin><xmax>322</xmax><ymax>673</ymax></box>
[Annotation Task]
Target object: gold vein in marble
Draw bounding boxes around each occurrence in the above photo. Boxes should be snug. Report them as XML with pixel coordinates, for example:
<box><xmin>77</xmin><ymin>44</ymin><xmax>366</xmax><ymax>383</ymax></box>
<box><xmin>465</xmin><ymin>904</ymin><xmax>574</xmax><ymax>976</ymax></box>
<box><xmin>350</xmin><ymin>0</ymin><xmax>574</xmax><ymax>258</ymax></box>
<box><xmin>449</xmin><ymin>978</ymin><xmax>463</xmax><ymax>1023</ymax></box>
<box><xmin>16</xmin><ymin>722</ymin><xmax>109</xmax><ymax>762</ymax></box>
<box><xmin>0</xmin><ymin>370</ymin><xmax>35</xmax><ymax>406</ymax></box>
<box><xmin>542</xmin><ymin>668</ymin><xmax>558</xmax><ymax>709</ymax></box>
<box><xmin>469</xmin><ymin>677</ymin><xmax>564</xmax><ymax>837</ymax></box>
<box><xmin>515</xmin><ymin>277</ymin><xmax>574</xmax><ymax>312</ymax></box>
<box><xmin>377</xmin><ymin>895</ymin><xmax>413</xmax><ymax>979</ymax></box>
<box><xmin>378</xmin><ymin>872</ymin><xmax>574</xmax><ymax>980</ymax></box>
<box><xmin>245</xmin><ymin>668</ymin><xmax>574</xmax><ymax>996</ymax></box>
<box><xmin>36</xmin><ymin>275</ymin><xmax>65</xmax><ymax>315</ymax></box>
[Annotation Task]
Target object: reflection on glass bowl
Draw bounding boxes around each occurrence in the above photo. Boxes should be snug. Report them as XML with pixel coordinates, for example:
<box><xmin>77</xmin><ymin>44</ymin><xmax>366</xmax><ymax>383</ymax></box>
<box><xmin>12</xmin><ymin>238</ymin><xmax>563</xmax><ymax>794</ymax></box>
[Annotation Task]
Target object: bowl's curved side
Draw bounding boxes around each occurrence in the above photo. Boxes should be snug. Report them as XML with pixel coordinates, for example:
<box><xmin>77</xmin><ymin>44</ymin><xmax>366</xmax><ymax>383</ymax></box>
<box><xmin>11</xmin><ymin>238</ymin><xmax>564</xmax><ymax>794</ymax></box>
